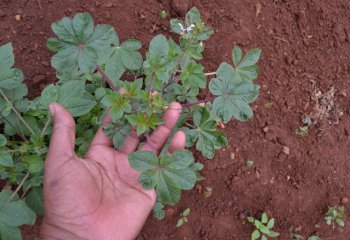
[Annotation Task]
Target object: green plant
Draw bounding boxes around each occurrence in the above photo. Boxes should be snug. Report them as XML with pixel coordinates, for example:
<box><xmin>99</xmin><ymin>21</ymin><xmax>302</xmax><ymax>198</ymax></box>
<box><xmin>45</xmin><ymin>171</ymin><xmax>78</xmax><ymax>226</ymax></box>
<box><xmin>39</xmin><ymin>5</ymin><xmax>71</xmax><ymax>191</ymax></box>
<box><xmin>325</xmin><ymin>205</ymin><xmax>345</xmax><ymax>229</ymax></box>
<box><xmin>307</xmin><ymin>236</ymin><xmax>320</xmax><ymax>240</ymax></box>
<box><xmin>176</xmin><ymin>208</ymin><xmax>190</xmax><ymax>227</ymax></box>
<box><xmin>159</xmin><ymin>10</ymin><xmax>168</xmax><ymax>20</ymax></box>
<box><xmin>295</xmin><ymin>126</ymin><xmax>309</xmax><ymax>137</ymax></box>
<box><xmin>0</xmin><ymin>7</ymin><xmax>261</xmax><ymax>238</ymax></box>
<box><xmin>248</xmin><ymin>212</ymin><xmax>280</xmax><ymax>240</ymax></box>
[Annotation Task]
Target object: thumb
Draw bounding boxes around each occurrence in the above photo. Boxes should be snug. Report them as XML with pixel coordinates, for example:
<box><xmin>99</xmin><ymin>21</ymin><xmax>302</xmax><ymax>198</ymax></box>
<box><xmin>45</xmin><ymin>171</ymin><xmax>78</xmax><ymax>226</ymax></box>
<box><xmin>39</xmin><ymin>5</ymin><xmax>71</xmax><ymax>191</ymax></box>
<box><xmin>46</xmin><ymin>103</ymin><xmax>76</xmax><ymax>165</ymax></box>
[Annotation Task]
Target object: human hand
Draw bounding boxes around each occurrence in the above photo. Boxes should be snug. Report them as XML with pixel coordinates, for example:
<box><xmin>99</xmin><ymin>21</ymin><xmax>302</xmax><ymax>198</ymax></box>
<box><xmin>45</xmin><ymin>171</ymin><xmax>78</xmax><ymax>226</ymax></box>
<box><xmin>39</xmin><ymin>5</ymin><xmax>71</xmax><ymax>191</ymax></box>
<box><xmin>40</xmin><ymin>102</ymin><xmax>185</xmax><ymax>240</ymax></box>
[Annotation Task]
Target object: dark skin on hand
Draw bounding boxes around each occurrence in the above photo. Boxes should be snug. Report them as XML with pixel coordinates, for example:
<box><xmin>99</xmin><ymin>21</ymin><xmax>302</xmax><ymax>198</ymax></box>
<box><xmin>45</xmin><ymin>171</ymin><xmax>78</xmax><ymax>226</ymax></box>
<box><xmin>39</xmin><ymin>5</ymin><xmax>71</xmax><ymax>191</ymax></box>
<box><xmin>41</xmin><ymin>102</ymin><xmax>185</xmax><ymax>240</ymax></box>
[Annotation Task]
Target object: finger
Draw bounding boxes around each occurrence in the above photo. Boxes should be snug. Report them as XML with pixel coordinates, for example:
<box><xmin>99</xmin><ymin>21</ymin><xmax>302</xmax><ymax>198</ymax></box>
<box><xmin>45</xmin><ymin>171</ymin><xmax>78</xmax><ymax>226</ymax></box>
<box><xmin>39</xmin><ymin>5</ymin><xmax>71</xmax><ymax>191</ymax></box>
<box><xmin>89</xmin><ymin>111</ymin><xmax>113</xmax><ymax>147</ymax></box>
<box><xmin>118</xmin><ymin>130</ymin><xmax>140</xmax><ymax>154</ymax></box>
<box><xmin>168</xmin><ymin>130</ymin><xmax>186</xmax><ymax>153</ymax></box>
<box><xmin>140</xmin><ymin>102</ymin><xmax>182</xmax><ymax>153</ymax></box>
<box><xmin>46</xmin><ymin>103</ymin><xmax>76</xmax><ymax>163</ymax></box>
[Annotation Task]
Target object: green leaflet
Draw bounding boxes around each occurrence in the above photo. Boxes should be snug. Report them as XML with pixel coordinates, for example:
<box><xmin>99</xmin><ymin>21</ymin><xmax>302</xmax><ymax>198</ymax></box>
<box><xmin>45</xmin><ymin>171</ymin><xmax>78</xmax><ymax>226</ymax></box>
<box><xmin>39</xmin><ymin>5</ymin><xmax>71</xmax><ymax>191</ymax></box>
<box><xmin>25</xmin><ymin>187</ymin><xmax>44</xmax><ymax>215</ymax></box>
<box><xmin>128</xmin><ymin>149</ymin><xmax>200</xmax><ymax>205</ymax></box>
<box><xmin>143</xmin><ymin>34</ymin><xmax>171</xmax><ymax>90</ymax></box>
<box><xmin>0</xmin><ymin>43</ymin><xmax>24</xmax><ymax>90</ymax></box>
<box><xmin>39</xmin><ymin>81</ymin><xmax>95</xmax><ymax>117</ymax></box>
<box><xmin>101</xmin><ymin>91</ymin><xmax>131</xmax><ymax>122</ymax></box>
<box><xmin>180</xmin><ymin>60</ymin><xmax>206</xmax><ymax>89</ymax></box>
<box><xmin>182</xmin><ymin>106</ymin><xmax>227</xmax><ymax>159</ymax></box>
<box><xmin>0</xmin><ymin>190</ymin><xmax>36</xmax><ymax>240</ymax></box>
<box><xmin>48</xmin><ymin>13</ymin><xmax>116</xmax><ymax>74</ymax></box>
<box><xmin>232</xmin><ymin>46</ymin><xmax>261</xmax><ymax>82</ymax></box>
<box><xmin>104</xmin><ymin>39</ymin><xmax>143</xmax><ymax>83</ymax></box>
<box><xmin>209</xmin><ymin>62</ymin><xmax>260</xmax><ymax>122</ymax></box>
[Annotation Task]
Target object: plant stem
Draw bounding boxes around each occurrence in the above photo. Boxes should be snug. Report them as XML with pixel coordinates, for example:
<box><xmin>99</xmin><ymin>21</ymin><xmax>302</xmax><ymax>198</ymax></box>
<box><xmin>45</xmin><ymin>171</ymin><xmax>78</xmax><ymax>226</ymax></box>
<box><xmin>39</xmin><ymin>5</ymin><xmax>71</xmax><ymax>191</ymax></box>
<box><xmin>181</xmin><ymin>97</ymin><xmax>216</xmax><ymax>108</ymax></box>
<box><xmin>148</xmin><ymin>73</ymin><xmax>155</xmax><ymax>94</ymax></box>
<box><xmin>184</xmin><ymin>122</ymin><xmax>195</xmax><ymax>128</ymax></box>
<box><xmin>96</xmin><ymin>66</ymin><xmax>119</xmax><ymax>91</ymax></box>
<box><xmin>40</xmin><ymin>115</ymin><xmax>52</xmax><ymax>137</ymax></box>
<box><xmin>8</xmin><ymin>172</ymin><xmax>29</xmax><ymax>201</ymax></box>
<box><xmin>163</xmin><ymin>49</ymin><xmax>188</xmax><ymax>91</ymax></box>
<box><xmin>21</xmin><ymin>183</ymin><xmax>32</xmax><ymax>199</ymax></box>
<box><xmin>0</xmin><ymin>89</ymin><xmax>36</xmax><ymax>135</ymax></box>
<box><xmin>205</xmin><ymin>72</ymin><xmax>216</xmax><ymax>76</ymax></box>
<box><xmin>3</xmin><ymin>118</ymin><xmax>28</xmax><ymax>142</ymax></box>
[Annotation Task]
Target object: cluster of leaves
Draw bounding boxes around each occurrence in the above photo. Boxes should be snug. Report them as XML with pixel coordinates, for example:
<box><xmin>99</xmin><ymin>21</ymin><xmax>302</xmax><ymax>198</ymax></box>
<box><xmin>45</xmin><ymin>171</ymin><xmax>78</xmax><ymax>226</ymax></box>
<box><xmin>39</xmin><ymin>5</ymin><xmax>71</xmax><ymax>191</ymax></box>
<box><xmin>325</xmin><ymin>205</ymin><xmax>345</xmax><ymax>229</ymax></box>
<box><xmin>248</xmin><ymin>212</ymin><xmax>280</xmax><ymax>240</ymax></box>
<box><xmin>176</xmin><ymin>208</ymin><xmax>190</xmax><ymax>227</ymax></box>
<box><xmin>0</xmin><ymin>7</ymin><xmax>261</xmax><ymax>239</ymax></box>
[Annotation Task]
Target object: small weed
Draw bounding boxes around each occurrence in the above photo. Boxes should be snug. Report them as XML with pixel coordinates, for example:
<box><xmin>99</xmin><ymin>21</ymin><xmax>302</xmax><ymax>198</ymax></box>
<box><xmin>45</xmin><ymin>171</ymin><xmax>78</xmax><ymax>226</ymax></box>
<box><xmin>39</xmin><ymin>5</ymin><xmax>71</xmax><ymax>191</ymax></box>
<box><xmin>204</xmin><ymin>187</ymin><xmax>213</xmax><ymax>198</ymax></box>
<box><xmin>247</xmin><ymin>160</ymin><xmax>254</xmax><ymax>168</ymax></box>
<box><xmin>159</xmin><ymin>10</ymin><xmax>168</xmax><ymax>19</ymax></box>
<box><xmin>248</xmin><ymin>212</ymin><xmax>280</xmax><ymax>240</ymax></box>
<box><xmin>325</xmin><ymin>205</ymin><xmax>345</xmax><ymax>229</ymax></box>
<box><xmin>176</xmin><ymin>208</ymin><xmax>190</xmax><ymax>227</ymax></box>
<box><xmin>307</xmin><ymin>236</ymin><xmax>320</xmax><ymax>240</ymax></box>
<box><xmin>289</xmin><ymin>227</ymin><xmax>303</xmax><ymax>239</ymax></box>
<box><xmin>264</xmin><ymin>102</ymin><xmax>273</xmax><ymax>109</ymax></box>
<box><xmin>295</xmin><ymin>126</ymin><xmax>309</xmax><ymax>137</ymax></box>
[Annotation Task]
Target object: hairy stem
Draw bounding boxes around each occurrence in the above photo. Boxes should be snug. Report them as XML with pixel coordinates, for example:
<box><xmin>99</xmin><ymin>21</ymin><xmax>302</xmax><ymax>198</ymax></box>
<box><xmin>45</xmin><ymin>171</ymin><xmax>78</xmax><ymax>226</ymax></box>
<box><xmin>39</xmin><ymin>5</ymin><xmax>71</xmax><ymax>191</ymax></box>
<box><xmin>148</xmin><ymin>73</ymin><xmax>155</xmax><ymax>94</ymax></box>
<box><xmin>96</xmin><ymin>66</ymin><xmax>119</xmax><ymax>91</ymax></box>
<box><xmin>3</xmin><ymin>118</ymin><xmax>28</xmax><ymax>142</ymax></box>
<box><xmin>205</xmin><ymin>72</ymin><xmax>216</xmax><ymax>76</ymax></box>
<box><xmin>181</xmin><ymin>97</ymin><xmax>216</xmax><ymax>108</ymax></box>
<box><xmin>8</xmin><ymin>172</ymin><xmax>29</xmax><ymax>201</ymax></box>
<box><xmin>184</xmin><ymin>122</ymin><xmax>195</xmax><ymax>128</ymax></box>
<box><xmin>0</xmin><ymin>89</ymin><xmax>36</xmax><ymax>135</ymax></box>
<box><xmin>163</xmin><ymin>49</ymin><xmax>188</xmax><ymax>91</ymax></box>
<box><xmin>41</xmin><ymin>115</ymin><xmax>52</xmax><ymax>137</ymax></box>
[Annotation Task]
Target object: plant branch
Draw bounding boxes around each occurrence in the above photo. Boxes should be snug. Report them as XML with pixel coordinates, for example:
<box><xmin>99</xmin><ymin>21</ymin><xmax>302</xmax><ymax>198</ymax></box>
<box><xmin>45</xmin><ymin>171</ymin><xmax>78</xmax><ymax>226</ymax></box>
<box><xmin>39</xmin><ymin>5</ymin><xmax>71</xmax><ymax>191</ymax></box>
<box><xmin>41</xmin><ymin>115</ymin><xmax>52</xmax><ymax>137</ymax></box>
<box><xmin>163</xmin><ymin>49</ymin><xmax>188</xmax><ymax>91</ymax></box>
<box><xmin>0</xmin><ymin>89</ymin><xmax>35</xmax><ymax>135</ymax></box>
<box><xmin>181</xmin><ymin>97</ymin><xmax>216</xmax><ymax>108</ymax></box>
<box><xmin>8</xmin><ymin>172</ymin><xmax>29</xmax><ymax>201</ymax></box>
<box><xmin>184</xmin><ymin>122</ymin><xmax>195</xmax><ymax>128</ymax></box>
<box><xmin>3</xmin><ymin>118</ymin><xmax>28</xmax><ymax>142</ymax></box>
<box><xmin>148</xmin><ymin>73</ymin><xmax>155</xmax><ymax>94</ymax></box>
<box><xmin>96</xmin><ymin>66</ymin><xmax>119</xmax><ymax>91</ymax></box>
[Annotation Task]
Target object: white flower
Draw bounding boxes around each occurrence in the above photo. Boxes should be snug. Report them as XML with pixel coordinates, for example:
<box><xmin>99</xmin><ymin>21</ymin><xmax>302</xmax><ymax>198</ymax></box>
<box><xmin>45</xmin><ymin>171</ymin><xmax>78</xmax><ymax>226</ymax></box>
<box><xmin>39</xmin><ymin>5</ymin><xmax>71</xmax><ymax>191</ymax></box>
<box><xmin>178</xmin><ymin>23</ymin><xmax>195</xmax><ymax>33</ymax></box>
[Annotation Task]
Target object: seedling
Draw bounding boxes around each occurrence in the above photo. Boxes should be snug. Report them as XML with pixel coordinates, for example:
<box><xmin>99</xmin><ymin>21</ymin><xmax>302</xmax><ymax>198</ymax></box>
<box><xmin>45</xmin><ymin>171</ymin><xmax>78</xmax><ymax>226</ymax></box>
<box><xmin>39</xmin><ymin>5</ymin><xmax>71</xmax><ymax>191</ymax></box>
<box><xmin>295</xmin><ymin>126</ymin><xmax>309</xmax><ymax>137</ymax></box>
<box><xmin>248</xmin><ymin>212</ymin><xmax>280</xmax><ymax>240</ymax></box>
<box><xmin>0</xmin><ymin>7</ymin><xmax>261</xmax><ymax>238</ymax></box>
<box><xmin>307</xmin><ymin>236</ymin><xmax>320</xmax><ymax>240</ymax></box>
<box><xmin>247</xmin><ymin>160</ymin><xmax>254</xmax><ymax>168</ymax></box>
<box><xmin>204</xmin><ymin>187</ymin><xmax>213</xmax><ymax>198</ymax></box>
<box><xmin>159</xmin><ymin>10</ymin><xmax>168</xmax><ymax>19</ymax></box>
<box><xmin>325</xmin><ymin>205</ymin><xmax>345</xmax><ymax>229</ymax></box>
<box><xmin>176</xmin><ymin>208</ymin><xmax>190</xmax><ymax>227</ymax></box>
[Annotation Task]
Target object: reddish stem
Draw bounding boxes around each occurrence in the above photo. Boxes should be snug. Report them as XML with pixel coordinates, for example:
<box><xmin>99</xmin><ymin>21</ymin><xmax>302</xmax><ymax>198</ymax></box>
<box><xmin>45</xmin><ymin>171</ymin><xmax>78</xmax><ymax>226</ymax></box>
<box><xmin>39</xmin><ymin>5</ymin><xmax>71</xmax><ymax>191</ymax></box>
<box><xmin>96</xmin><ymin>66</ymin><xmax>119</xmax><ymax>91</ymax></box>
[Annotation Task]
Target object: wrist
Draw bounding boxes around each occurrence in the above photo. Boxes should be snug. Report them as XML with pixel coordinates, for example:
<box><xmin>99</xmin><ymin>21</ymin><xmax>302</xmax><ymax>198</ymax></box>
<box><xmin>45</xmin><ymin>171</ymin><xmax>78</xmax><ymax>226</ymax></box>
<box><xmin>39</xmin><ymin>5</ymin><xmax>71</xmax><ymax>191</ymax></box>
<box><xmin>40</xmin><ymin>220</ymin><xmax>86</xmax><ymax>240</ymax></box>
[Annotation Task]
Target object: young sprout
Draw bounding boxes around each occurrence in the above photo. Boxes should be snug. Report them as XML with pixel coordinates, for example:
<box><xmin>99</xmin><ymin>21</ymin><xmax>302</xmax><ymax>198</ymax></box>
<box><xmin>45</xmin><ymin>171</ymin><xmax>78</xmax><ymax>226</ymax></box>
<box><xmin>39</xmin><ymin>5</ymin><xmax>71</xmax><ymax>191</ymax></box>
<box><xmin>204</xmin><ymin>187</ymin><xmax>213</xmax><ymax>198</ymax></box>
<box><xmin>159</xmin><ymin>10</ymin><xmax>168</xmax><ymax>19</ymax></box>
<box><xmin>325</xmin><ymin>205</ymin><xmax>345</xmax><ymax>229</ymax></box>
<box><xmin>295</xmin><ymin>126</ymin><xmax>309</xmax><ymax>137</ymax></box>
<box><xmin>176</xmin><ymin>208</ymin><xmax>190</xmax><ymax>227</ymax></box>
<box><xmin>247</xmin><ymin>212</ymin><xmax>280</xmax><ymax>240</ymax></box>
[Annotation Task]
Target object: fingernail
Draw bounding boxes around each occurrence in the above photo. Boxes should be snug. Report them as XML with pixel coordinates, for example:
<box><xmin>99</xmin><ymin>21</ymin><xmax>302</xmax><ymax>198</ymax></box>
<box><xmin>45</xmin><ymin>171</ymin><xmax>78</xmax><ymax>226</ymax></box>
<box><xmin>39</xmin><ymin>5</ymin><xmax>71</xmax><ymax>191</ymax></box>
<box><xmin>49</xmin><ymin>103</ymin><xmax>55</xmax><ymax>116</ymax></box>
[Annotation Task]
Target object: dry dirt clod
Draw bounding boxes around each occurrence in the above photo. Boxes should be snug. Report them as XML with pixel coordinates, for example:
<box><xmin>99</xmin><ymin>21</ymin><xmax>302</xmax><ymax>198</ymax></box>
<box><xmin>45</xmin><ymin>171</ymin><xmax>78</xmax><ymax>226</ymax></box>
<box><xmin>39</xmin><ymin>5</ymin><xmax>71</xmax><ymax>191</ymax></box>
<box><xmin>15</xmin><ymin>15</ymin><xmax>21</xmax><ymax>21</ymax></box>
<box><xmin>263</xmin><ymin>126</ymin><xmax>269</xmax><ymax>133</ymax></box>
<box><xmin>282</xmin><ymin>146</ymin><xmax>290</xmax><ymax>155</ymax></box>
<box><xmin>171</xmin><ymin>0</ymin><xmax>189</xmax><ymax>16</ymax></box>
<box><xmin>229</xmin><ymin>152</ymin><xmax>235</xmax><ymax>160</ymax></box>
<box><xmin>341</xmin><ymin>197</ymin><xmax>349</xmax><ymax>204</ymax></box>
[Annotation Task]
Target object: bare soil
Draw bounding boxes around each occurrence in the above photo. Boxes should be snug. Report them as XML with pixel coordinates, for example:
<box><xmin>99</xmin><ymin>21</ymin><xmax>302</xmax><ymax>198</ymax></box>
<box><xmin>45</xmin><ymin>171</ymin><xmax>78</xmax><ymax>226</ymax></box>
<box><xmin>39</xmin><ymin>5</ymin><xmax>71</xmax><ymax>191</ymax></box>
<box><xmin>1</xmin><ymin>0</ymin><xmax>350</xmax><ymax>239</ymax></box>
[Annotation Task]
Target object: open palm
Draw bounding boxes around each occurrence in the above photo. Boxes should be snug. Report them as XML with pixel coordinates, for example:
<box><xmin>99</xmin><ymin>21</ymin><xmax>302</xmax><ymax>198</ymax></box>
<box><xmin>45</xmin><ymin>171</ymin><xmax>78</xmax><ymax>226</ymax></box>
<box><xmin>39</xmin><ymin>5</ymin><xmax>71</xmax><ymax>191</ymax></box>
<box><xmin>41</xmin><ymin>102</ymin><xmax>185</xmax><ymax>240</ymax></box>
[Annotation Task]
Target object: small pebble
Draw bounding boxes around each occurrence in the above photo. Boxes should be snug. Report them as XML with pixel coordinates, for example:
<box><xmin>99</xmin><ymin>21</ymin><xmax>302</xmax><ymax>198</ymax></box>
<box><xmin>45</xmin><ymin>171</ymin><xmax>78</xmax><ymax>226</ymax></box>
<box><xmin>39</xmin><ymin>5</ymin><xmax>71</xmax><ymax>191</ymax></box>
<box><xmin>15</xmin><ymin>14</ymin><xmax>21</xmax><ymax>21</ymax></box>
<box><xmin>282</xmin><ymin>146</ymin><xmax>290</xmax><ymax>155</ymax></box>
<box><xmin>230</xmin><ymin>152</ymin><xmax>235</xmax><ymax>160</ymax></box>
